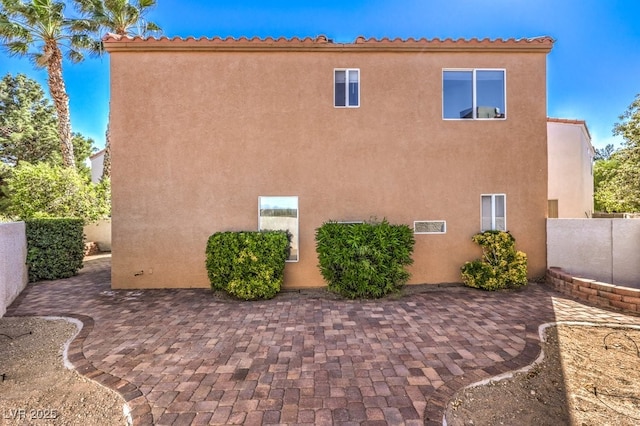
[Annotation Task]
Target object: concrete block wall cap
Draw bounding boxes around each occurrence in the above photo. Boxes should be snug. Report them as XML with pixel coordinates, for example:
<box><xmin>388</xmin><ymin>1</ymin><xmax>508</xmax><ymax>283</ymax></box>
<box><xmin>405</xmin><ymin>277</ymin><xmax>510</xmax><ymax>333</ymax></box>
<box><xmin>612</xmin><ymin>286</ymin><xmax>640</xmax><ymax>298</ymax></box>
<box><xmin>572</xmin><ymin>277</ymin><xmax>596</xmax><ymax>283</ymax></box>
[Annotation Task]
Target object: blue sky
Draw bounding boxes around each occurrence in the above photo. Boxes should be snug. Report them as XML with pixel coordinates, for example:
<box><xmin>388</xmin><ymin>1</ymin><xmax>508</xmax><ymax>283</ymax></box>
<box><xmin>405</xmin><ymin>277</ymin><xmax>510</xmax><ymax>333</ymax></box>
<box><xmin>1</xmin><ymin>0</ymin><xmax>639</xmax><ymax>151</ymax></box>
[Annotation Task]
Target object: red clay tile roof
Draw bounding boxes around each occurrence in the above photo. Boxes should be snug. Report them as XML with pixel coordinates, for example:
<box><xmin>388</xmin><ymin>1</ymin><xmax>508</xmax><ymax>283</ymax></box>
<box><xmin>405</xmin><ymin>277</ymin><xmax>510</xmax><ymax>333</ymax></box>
<box><xmin>103</xmin><ymin>34</ymin><xmax>554</xmax><ymax>53</ymax></box>
<box><xmin>548</xmin><ymin>117</ymin><xmax>592</xmax><ymax>141</ymax></box>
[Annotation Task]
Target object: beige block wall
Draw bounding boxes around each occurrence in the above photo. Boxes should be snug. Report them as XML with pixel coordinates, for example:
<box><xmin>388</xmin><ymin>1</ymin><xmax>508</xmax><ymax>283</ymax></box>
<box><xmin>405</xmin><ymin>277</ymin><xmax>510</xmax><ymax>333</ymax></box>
<box><xmin>0</xmin><ymin>222</ymin><xmax>28</xmax><ymax>317</ymax></box>
<box><xmin>84</xmin><ymin>219</ymin><xmax>112</xmax><ymax>251</ymax></box>
<box><xmin>108</xmin><ymin>43</ymin><xmax>549</xmax><ymax>289</ymax></box>
<box><xmin>547</xmin><ymin>219</ymin><xmax>640</xmax><ymax>288</ymax></box>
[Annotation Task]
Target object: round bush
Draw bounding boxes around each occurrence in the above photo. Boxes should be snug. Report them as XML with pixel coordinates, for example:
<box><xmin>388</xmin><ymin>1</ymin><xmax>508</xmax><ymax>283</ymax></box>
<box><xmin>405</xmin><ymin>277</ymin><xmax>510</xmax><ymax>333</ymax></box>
<box><xmin>461</xmin><ymin>230</ymin><xmax>528</xmax><ymax>290</ymax></box>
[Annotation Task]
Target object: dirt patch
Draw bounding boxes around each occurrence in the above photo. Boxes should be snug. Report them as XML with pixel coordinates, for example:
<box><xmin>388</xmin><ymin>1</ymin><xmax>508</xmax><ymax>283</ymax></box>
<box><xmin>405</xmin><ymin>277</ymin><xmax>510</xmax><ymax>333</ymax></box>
<box><xmin>445</xmin><ymin>324</ymin><xmax>640</xmax><ymax>426</ymax></box>
<box><xmin>0</xmin><ymin>317</ymin><xmax>128</xmax><ymax>425</ymax></box>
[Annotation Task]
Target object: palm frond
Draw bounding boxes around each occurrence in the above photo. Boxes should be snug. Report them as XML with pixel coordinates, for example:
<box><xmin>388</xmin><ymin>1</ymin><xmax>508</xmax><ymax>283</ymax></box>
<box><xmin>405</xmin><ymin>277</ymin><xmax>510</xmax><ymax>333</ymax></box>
<box><xmin>67</xmin><ymin>17</ymin><xmax>99</xmax><ymax>33</ymax></box>
<box><xmin>144</xmin><ymin>21</ymin><xmax>160</xmax><ymax>33</ymax></box>
<box><xmin>65</xmin><ymin>48</ymin><xmax>84</xmax><ymax>63</ymax></box>
<box><xmin>137</xmin><ymin>0</ymin><xmax>157</xmax><ymax>8</ymax></box>
<box><xmin>5</xmin><ymin>39</ymin><xmax>29</xmax><ymax>55</ymax></box>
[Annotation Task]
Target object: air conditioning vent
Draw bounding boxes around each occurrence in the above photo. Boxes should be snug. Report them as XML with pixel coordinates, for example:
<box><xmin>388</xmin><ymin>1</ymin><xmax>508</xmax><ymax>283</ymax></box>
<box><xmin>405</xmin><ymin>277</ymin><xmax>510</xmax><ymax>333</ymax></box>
<box><xmin>414</xmin><ymin>220</ymin><xmax>446</xmax><ymax>234</ymax></box>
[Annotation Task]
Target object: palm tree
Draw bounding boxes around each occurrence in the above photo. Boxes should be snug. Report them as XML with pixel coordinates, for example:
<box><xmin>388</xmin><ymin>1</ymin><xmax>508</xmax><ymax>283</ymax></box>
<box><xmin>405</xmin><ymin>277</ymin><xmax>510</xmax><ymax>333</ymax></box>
<box><xmin>0</xmin><ymin>0</ymin><xmax>91</xmax><ymax>168</ymax></box>
<box><xmin>73</xmin><ymin>0</ymin><xmax>161</xmax><ymax>180</ymax></box>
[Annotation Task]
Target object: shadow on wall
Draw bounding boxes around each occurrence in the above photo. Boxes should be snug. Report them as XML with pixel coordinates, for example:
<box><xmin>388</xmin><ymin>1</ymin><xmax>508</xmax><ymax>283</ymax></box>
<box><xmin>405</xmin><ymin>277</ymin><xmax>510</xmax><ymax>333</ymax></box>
<box><xmin>0</xmin><ymin>222</ymin><xmax>28</xmax><ymax>318</ymax></box>
<box><xmin>84</xmin><ymin>219</ymin><xmax>111</xmax><ymax>252</ymax></box>
<box><xmin>547</xmin><ymin>219</ymin><xmax>640</xmax><ymax>288</ymax></box>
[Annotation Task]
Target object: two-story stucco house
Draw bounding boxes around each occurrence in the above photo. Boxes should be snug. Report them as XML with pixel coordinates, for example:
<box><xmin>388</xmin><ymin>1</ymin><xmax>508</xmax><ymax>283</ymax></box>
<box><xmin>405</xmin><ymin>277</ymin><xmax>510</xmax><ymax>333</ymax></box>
<box><xmin>547</xmin><ymin>118</ymin><xmax>594</xmax><ymax>218</ymax></box>
<box><xmin>103</xmin><ymin>35</ymin><xmax>553</xmax><ymax>289</ymax></box>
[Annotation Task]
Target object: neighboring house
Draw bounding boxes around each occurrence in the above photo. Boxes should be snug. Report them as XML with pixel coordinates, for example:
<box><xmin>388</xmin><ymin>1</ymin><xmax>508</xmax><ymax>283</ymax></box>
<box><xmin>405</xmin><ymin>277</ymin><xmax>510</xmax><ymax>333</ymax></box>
<box><xmin>104</xmin><ymin>35</ymin><xmax>553</xmax><ymax>289</ymax></box>
<box><xmin>547</xmin><ymin>118</ymin><xmax>594</xmax><ymax>218</ymax></box>
<box><xmin>90</xmin><ymin>148</ymin><xmax>105</xmax><ymax>183</ymax></box>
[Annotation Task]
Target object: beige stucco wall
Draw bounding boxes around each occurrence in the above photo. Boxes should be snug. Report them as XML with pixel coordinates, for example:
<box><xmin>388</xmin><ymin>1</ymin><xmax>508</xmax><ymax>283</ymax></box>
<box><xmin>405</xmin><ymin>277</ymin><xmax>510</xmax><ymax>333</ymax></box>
<box><xmin>90</xmin><ymin>149</ymin><xmax>105</xmax><ymax>183</ymax></box>
<box><xmin>547</xmin><ymin>219</ymin><xmax>640</xmax><ymax>288</ymax></box>
<box><xmin>106</xmin><ymin>38</ymin><xmax>551</xmax><ymax>289</ymax></box>
<box><xmin>0</xmin><ymin>222</ymin><xmax>28</xmax><ymax>317</ymax></box>
<box><xmin>84</xmin><ymin>219</ymin><xmax>111</xmax><ymax>251</ymax></box>
<box><xmin>547</xmin><ymin>120</ymin><xmax>594</xmax><ymax>218</ymax></box>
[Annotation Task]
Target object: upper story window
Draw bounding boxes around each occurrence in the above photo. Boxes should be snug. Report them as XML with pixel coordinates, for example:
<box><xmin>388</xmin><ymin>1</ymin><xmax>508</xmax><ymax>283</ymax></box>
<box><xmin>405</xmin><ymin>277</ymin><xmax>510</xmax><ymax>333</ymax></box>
<box><xmin>443</xmin><ymin>69</ymin><xmax>506</xmax><ymax>119</ymax></box>
<box><xmin>335</xmin><ymin>69</ymin><xmax>359</xmax><ymax>107</ymax></box>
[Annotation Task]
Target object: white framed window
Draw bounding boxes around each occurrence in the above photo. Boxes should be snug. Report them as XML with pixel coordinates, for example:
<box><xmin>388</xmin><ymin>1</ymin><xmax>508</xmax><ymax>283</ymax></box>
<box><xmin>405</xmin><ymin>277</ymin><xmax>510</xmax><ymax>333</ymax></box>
<box><xmin>443</xmin><ymin>69</ymin><xmax>506</xmax><ymax>119</ymax></box>
<box><xmin>414</xmin><ymin>220</ymin><xmax>446</xmax><ymax>234</ymax></box>
<box><xmin>481</xmin><ymin>194</ymin><xmax>506</xmax><ymax>231</ymax></box>
<box><xmin>334</xmin><ymin>69</ymin><xmax>359</xmax><ymax>107</ymax></box>
<box><xmin>258</xmin><ymin>196</ymin><xmax>299</xmax><ymax>262</ymax></box>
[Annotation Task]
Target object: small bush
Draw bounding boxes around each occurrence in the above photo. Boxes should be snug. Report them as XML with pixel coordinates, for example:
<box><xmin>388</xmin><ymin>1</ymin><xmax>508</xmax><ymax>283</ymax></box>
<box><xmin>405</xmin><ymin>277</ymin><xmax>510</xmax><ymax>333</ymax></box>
<box><xmin>461</xmin><ymin>230</ymin><xmax>528</xmax><ymax>291</ymax></box>
<box><xmin>205</xmin><ymin>231</ymin><xmax>290</xmax><ymax>300</ymax></box>
<box><xmin>315</xmin><ymin>219</ymin><xmax>415</xmax><ymax>299</ymax></box>
<box><xmin>25</xmin><ymin>218</ymin><xmax>85</xmax><ymax>282</ymax></box>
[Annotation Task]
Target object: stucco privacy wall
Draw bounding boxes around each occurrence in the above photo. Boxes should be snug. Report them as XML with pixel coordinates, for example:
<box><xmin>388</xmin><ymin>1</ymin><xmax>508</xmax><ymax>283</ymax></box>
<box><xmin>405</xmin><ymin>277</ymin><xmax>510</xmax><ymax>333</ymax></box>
<box><xmin>547</xmin><ymin>219</ymin><xmax>640</xmax><ymax>288</ymax></box>
<box><xmin>105</xmin><ymin>36</ymin><xmax>552</xmax><ymax>289</ymax></box>
<box><xmin>84</xmin><ymin>219</ymin><xmax>112</xmax><ymax>251</ymax></box>
<box><xmin>0</xmin><ymin>222</ymin><xmax>28</xmax><ymax>317</ymax></box>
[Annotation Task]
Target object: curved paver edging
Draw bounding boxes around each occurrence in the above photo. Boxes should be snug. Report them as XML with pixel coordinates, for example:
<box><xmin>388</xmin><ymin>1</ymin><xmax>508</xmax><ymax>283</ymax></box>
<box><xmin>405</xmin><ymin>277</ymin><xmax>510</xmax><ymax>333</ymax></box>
<box><xmin>9</xmin><ymin>313</ymin><xmax>153</xmax><ymax>426</ymax></box>
<box><xmin>439</xmin><ymin>320</ymin><xmax>640</xmax><ymax>426</ymax></box>
<box><xmin>9</xmin><ymin>257</ymin><xmax>640</xmax><ymax>425</ymax></box>
<box><xmin>423</xmin><ymin>319</ymin><xmax>542</xmax><ymax>425</ymax></box>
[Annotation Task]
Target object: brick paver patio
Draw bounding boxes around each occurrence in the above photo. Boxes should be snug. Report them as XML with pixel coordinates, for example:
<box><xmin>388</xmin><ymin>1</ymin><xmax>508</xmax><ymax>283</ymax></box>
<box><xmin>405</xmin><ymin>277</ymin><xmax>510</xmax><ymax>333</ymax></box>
<box><xmin>6</xmin><ymin>255</ymin><xmax>640</xmax><ymax>425</ymax></box>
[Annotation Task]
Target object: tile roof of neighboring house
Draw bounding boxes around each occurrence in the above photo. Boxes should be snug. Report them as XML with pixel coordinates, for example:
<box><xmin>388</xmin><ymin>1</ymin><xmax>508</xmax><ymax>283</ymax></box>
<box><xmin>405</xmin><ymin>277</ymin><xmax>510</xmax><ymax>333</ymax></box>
<box><xmin>103</xmin><ymin>34</ymin><xmax>554</xmax><ymax>53</ymax></box>
<box><xmin>90</xmin><ymin>148</ymin><xmax>105</xmax><ymax>160</ymax></box>
<box><xmin>547</xmin><ymin>117</ymin><xmax>592</xmax><ymax>141</ymax></box>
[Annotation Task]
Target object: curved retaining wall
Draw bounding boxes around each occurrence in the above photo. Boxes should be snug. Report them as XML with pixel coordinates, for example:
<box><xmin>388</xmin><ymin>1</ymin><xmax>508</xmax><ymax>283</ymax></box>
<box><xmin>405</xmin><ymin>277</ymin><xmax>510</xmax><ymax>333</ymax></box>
<box><xmin>546</xmin><ymin>267</ymin><xmax>640</xmax><ymax>315</ymax></box>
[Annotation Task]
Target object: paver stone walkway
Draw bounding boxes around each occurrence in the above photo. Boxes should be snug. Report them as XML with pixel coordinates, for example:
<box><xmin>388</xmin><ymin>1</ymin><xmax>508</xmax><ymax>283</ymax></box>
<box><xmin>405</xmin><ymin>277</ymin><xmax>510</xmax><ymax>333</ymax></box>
<box><xmin>7</xmin><ymin>255</ymin><xmax>640</xmax><ymax>425</ymax></box>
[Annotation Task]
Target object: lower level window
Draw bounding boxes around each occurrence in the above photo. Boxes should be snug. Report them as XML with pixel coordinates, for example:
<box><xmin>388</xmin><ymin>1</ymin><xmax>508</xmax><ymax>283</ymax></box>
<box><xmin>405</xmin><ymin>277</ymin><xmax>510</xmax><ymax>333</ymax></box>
<box><xmin>481</xmin><ymin>194</ymin><xmax>506</xmax><ymax>231</ymax></box>
<box><xmin>258</xmin><ymin>196</ymin><xmax>299</xmax><ymax>261</ymax></box>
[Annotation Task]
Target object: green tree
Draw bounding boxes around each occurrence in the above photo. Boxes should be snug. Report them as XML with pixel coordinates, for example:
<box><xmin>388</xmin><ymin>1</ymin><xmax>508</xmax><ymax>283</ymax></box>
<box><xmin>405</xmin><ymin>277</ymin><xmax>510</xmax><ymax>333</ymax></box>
<box><xmin>0</xmin><ymin>72</ymin><xmax>59</xmax><ymax>166</ymax></box>
<box><xmin>0</xmin><ymin>73</ymin><xmax>94</xmax><ymax>165</ymax></box>
<box><xmin>72</xmin><ymin>0</ymin><xmax>161</xmax><ymax>180</ymax></box>
<box><xmin>0</xmin><ymin>0</ymin><xmax>93</xmax><ymax>168</ymax></box>
<box><xmin>6</xmin><ymin>161</ymin><xmax>110</xmax><ymax>221</ymax></box>
<box><xmin>0</xmin><ymin>73</ymin><xmax>96</xmax><ymax>212</ymax></box>
<box><xmin>593</xmin><ymin>154</ymin><xmax>630</xmax><ymax>212</ymax></box>
<box><xmin>593</xmin><ymin>94</ymin><xmax>640</xmax><ymax>212</ymax></box>
<box><xmin>70</xmin><ymin>132</ymin><xmax>94</xmax><ymax>175</ymax></box>
<box><xmin>594</xmin><ymin>143</ymin><xmax>615</xmax><ymax>161</ymax></box>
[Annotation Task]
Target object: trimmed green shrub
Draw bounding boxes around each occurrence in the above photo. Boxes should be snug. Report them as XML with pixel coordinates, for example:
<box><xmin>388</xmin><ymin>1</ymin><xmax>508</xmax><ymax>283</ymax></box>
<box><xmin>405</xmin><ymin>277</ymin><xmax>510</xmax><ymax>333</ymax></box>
<box><xmin>315</xmin><ymin>219</ymin><xmax>415</xmax><ymax>299</ymax></box>
<box><xmin>205</xmin><ymin>231</ymin><xmax>290</xmax><ymax>300</ymax></box>
<box><xmin>25</xmin><ymin>218</ymin><xmax>85</xmax><ymax>282</ymax></box>
<box><xmin>461</xmin><ymin>230</ymin><xmax>528</xmax><ymax>291</ymax></box>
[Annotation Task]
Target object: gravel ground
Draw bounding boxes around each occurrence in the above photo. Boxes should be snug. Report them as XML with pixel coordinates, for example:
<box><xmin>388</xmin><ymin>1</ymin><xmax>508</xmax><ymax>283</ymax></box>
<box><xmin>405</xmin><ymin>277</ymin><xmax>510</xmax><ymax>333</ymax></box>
<box><xmin>0</xmin><ymin>316</ymin><xmax>128</xmax><ymax>426</ymax></box>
